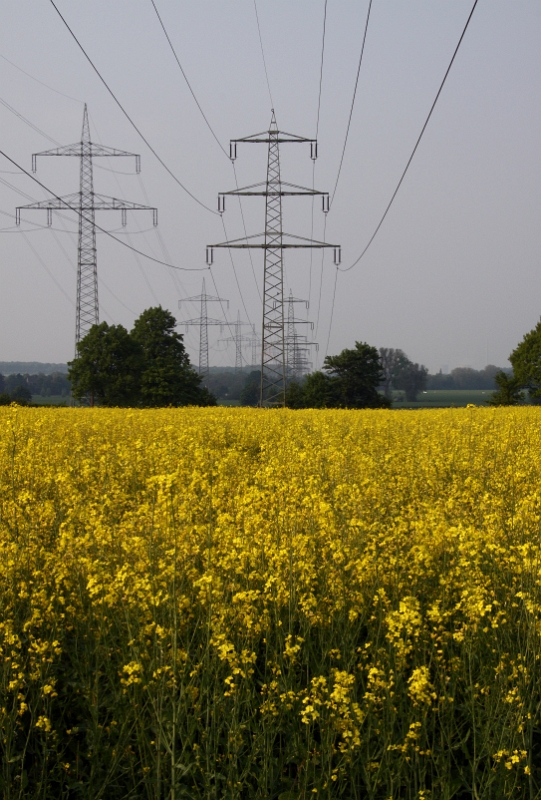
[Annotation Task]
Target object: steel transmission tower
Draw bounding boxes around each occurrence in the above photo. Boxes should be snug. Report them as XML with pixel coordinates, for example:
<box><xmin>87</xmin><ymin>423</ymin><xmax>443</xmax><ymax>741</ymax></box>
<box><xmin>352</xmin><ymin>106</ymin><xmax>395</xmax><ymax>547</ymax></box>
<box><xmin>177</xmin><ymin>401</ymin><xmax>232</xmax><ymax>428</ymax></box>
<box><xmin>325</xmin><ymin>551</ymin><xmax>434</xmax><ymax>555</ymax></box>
<box><xmin>285</xmin><ymin>290</ymin><xmax>315</xmax><ymax>382</ymax></box>
<box><xmin>16</xmin><ymin>105</ymin><xmax>158</xmax><ymax>350</ymax></box>
<box><xmin>178</xmin><ymin>278</ymin><xmax>228</xmax><ymax>379</ymax></box>
<box><xmin>249</xmin><ymin>325</ymin><xmax>260</xmax><ymax>370</ymax></box>
<box><xmin>207</xmin><ymin>111</ymin><xmax>341</xmax><ymax>406</ymax></box>
<box><xmin>219</xmin><ymin>312</ymin><xmax>252</xmax><ymax>373</ymax></box>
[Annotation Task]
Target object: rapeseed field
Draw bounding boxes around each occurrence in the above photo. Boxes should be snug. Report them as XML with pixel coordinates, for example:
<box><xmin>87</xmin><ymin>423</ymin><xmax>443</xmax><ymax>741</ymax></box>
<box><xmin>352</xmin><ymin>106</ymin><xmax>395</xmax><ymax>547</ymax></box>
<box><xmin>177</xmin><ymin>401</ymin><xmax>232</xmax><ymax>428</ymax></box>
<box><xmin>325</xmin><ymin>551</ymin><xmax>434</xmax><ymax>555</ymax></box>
<box><xmin>0</xmin><ymin>405</ymin><xmax>540</xmax><ymax>799</ymax></box>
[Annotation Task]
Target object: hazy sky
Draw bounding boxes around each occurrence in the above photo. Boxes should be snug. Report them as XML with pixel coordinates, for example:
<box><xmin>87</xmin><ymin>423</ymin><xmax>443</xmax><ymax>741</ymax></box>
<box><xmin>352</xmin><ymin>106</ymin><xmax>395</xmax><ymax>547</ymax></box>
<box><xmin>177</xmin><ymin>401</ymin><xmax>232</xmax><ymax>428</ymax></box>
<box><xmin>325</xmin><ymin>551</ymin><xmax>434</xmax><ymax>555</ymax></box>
<box><xmin>1</xmin><ymin>1</ymin><xmax>540</xmax><ymax>372</ymax></box>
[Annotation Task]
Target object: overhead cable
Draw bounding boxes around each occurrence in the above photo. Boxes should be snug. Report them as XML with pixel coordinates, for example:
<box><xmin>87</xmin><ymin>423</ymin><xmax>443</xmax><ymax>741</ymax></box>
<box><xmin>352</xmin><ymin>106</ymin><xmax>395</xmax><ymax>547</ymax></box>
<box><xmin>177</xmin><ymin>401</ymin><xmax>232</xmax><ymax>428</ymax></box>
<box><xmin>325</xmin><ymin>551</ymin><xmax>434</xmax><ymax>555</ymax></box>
<box><xmin>48</xmin><ymin>0</ymin><xmax>218</xmax><ymax>216</ymax></box>
<box><xmin>339</xmin><ymin>0</ymin><xmax>479</xmax><ymax>273</ymax></box>
<box><xmin>309</xmin><ymin>0</ymin><xmax>328</xmax><ymax>309</ymax></box>
<box><xmin>253</xmin><ymin>0</ymin><xmax>274</xmax><ymax>109</ymax></box>
<box><xmin>21</xmin><ymin>231</ymin><xmax>74</xmax><ymax>306</ymax></box>
<box><xmin>0</xmin><ymin>52</ymin><xmax>82</xmax><ymax>103</ymax></box>
<box><xmin>324</xmin><ymin>267</ymin><xmax>338</xmax><ymax>358</ymax></box>
<box><xmin>147</xmin><ymin>2</ymin><xmax>259</xmax><ymax>318</ymax></box>
<box><xmin>330</xmin><ymin>0</ymin><xmax>373</xmax><ymax>207</ymax></box>
<box><xmin>149</xmin><ymin>0</ymin><xmax>228</xmax><ymax>158</ymax></box>
<box><xmin>0</xmin><ymin>98</ymin><xmax>60</xmax><ymax>146</ymax></box>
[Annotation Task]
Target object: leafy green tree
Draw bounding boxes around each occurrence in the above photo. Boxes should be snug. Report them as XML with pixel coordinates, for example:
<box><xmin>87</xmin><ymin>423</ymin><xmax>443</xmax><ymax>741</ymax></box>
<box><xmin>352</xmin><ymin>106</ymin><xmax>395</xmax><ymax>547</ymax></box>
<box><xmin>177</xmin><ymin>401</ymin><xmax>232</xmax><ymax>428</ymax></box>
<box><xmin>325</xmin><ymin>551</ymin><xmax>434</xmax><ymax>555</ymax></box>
<box><xmin>323</xmin><ymin>342</ymin><xmax>389</xmax><ymax>408</ymax></box>
<box><xmin>68</xmin><ymin>322</ymin><xmax>142</xmax><ymax>406</ymax></box>
<box><xmin>10</xmin><ymin>385</ymin><xmax>32</xmax><ymax>404</ymax></box>
<box><xmin>487</xmin><ymin>371</ymin><xmax>525</xmax><ymax>406</ymax></box>
<box><xmin>240</xmin><ymin>371</ymin><xmax>261</xmax><ymax>406</ymax></box>
<box><xmin>393</xmin><ymin>361</ymin><xmax>428</xmax><ymax>401</ymax></box>
<box><xmin>509</xmin><ymin>319</ymin><xmax>541</xmax><ymax>400</ymax></box>
<box><xmin>378</xmin><ymin>348</ymin><xmax>410</xmax><ymax>400</ymax></box>
<box><xmin>284</xmin><ymin>379</ymin><xmax>308</xmax><ymax>409</ymax></box>
<box><xmin>131</xmin><ymin>306</ymin><xmax>215</xmax><ymax>407</ymax></box>
<box><xmin>286</xmin><ymin>344</ymin><xmax>389</xmax><ymax>409</ymax></box>
<box><xmin>297</xmin><ymin>371</ymin><xmax>332</xmax><ymax>408</ymax></box>
<box><xmin>0</xmin><ymin>392</ymin><xmax>12</xmax><ymax>406</ymax></box>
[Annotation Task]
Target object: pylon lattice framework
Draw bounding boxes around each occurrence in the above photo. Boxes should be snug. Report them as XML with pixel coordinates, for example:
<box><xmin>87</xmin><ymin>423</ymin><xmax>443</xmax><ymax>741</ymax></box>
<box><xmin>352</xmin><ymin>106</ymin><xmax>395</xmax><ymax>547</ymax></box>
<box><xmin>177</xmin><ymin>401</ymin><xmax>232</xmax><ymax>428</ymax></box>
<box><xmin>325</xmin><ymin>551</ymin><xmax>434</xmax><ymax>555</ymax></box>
<box><xmin>207</xmin><ymin>111</ymin><xmax>341</xmax><ymax>406</ymax></box>
<box><xmin>286</xmin><ymin>291</ymin><xmax>316</xmax><ymax>383</ymax></box>
<box><xmin>219</xmin><ymin>312</ymin><xmax>252</xmax><ymax>373</ymax></box>
<box><xmin>249</xmin><ymin>325</ymin><xmax>260</xmax><ymax>370</ymax></box>
<box><xmin>16</xmin><ymin>105</ymin><xmax>158</xmax><ymax>351</ymax></box>
<box><xmin>178</xmin><ymin>278</ymin><xmax>228</xmax><ymax>379</ymax></box>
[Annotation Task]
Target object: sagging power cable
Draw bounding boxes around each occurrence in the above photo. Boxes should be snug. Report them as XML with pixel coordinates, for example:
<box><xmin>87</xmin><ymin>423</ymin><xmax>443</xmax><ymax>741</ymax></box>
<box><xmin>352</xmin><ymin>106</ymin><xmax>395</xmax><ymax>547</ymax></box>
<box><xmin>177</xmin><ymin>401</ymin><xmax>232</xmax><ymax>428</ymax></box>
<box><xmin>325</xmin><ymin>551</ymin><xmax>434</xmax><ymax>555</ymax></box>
<box><xmin>340</xmin><ymin>0</ymin><xmax>479</xmax><ymax>272</ymax></box>
<box><xmin>48</xmin><ymin>0</ymin><xmax>218</xmax><ymax>216</ymax></box>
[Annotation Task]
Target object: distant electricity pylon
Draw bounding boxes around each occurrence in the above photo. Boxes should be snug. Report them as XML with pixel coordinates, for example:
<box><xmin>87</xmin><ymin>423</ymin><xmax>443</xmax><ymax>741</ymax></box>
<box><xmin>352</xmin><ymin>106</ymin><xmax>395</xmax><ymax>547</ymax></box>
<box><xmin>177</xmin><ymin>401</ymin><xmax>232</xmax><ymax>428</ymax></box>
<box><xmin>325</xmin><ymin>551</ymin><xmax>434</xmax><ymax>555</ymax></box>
<box><xmin>178</xmin><ymin>278</ymin><xmax>228</xmax><ymax>380</ymax></box>
<box><xmin>285</xmin><ymin>291</ymin><xmax>316</xmax><ymax>383</ymax></box>
<box><xmin>16</xmin><ymin>105</ymin><xmax>158</xmax><ymax>351</ymax></box>
<box><xmin>249</xmin><ymin>325</ymin><xmax>260</xmax><ymax>370</ymax></box>
<box><xmin>219</xmin><ymin>312</ymin><xmax>252</xmax><ymax>373</ymax></box>
<box><xmin>206</xmin><ymin>111</ymin><xmax>341</xmax><ymax>406</ymax></box>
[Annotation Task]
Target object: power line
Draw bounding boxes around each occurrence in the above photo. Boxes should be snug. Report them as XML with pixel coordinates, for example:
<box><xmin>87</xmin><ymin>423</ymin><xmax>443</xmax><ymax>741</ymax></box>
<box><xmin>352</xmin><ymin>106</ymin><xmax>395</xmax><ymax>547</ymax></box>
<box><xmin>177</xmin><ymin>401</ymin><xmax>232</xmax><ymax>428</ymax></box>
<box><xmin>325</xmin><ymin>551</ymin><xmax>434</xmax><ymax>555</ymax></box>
<box><xmin>21</xmin><ymin>231</ymin><xmax>74</xmax><ymax>307</ymax></box>
<box><xmin>0</xmin><ymin>176</ymin><xmax>36</xmax><ymax>202</ymax></box>
<box><xmin>309</xmin><ymin>0</ymin><xmax>328</xmax><ymax>307</ymax></box>
<box><xmin>324</xmin><ymin>267</ymin><xmax>338</xmax><ymax>358</ymax></box>
<box><xmin>323</xmin><ymin>0</ymin><xmax>479</xmax><ymax>358</ymax></box>
<box><xmin>149</xmin><ymin>0</ymin><xmax>228</xmax><ymax>158</ymax></box>
<box><xmin>220</xmin><ymin>215</ymin><xmax>253</xmax><ymax>328</ymax></box>
<box><xmin>231</xmin><ymin>161</ymin><xmax>261</xmax><ymax>303</ymax></box>
<box><xmin>0</xmin><ymin>147</ymin><xmax>207</xmax><ymax>271</ymax></box>
<box><xmin>208</xmin><ymin>266</ymin><xmax>241</xmax><ymax>354</ymax></box>
<box><xmin>330</xmin><ymin>0</ymin><xmax>373</xmax><ymax>207</ymax></box>
<box><xmin>0</xmin><ymin>97</ymin><xmax>60</xmax><ymax>146</ymax></box>
<box><xmin>313</xmin><ymin>214</ymin><xmax>328</xmax><ymax>338</ymax></box>
<box><xmin>48</xmin><ymin>0</ymin><xmax>218</xmax><ymax>216</ymax></box>
<box><xmin>339</xmin><ymin>0</ymin><xmax>479</xmax><ymax>273</ymax></box>
<box><xmin>146</xmin><ymin>0</ymin><xmax>259</xmax><ymax>316</ymax></box>
<box><xmin>0</xmin><ymin>52</ymin><xmax>83</xmax><ymax>103</ymax></box>
<box><xmin>253</xmin><ymin>0</ymin><xmax>274</xmax><ymax>109</ymax></box>
<box><xmin>315</xmin><ymin>0</ymin><xmax>328</xmax><ymax>140</ymax></box>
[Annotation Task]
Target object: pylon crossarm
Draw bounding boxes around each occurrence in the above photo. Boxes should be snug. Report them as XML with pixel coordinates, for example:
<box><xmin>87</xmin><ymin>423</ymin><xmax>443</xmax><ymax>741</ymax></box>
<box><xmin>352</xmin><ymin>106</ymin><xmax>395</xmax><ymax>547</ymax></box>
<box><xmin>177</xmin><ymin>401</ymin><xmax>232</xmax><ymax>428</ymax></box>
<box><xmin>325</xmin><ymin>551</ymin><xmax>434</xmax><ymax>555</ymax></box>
<box><xmin>220</xmin><ymin>181</ymin><xmax>328</xmax><ymax>197</ymax></box>
<box><xmin>218</xmin><ymin>335</ymin><xmax>253</xmax><ymax>344</ymax></box>
<box><xmin>180</xmin><ymin>317</ymin><xmax>225</xmax><ymax>326</ymax></box>
<box><xmin>209</xmin><ymin>231</ymin><xmax>338</xmax><ymax>247</ymax></box>
<box><xmin>33</xmin><ymin>145</ymin><xmax>140</xmax><ymax>172</ymax></box>
<box><xmin>18</xmin><ymin>194</ymin><xmax>156</xmax><ymax>213</ymax></box>
<box><xmin>91</xmin><ymin>194</ymin><xmax>157</xmax><ymax>212</ymax></box>
<box><xmin>179</xmin><ymin>294</ymin><xmax>228</xmax><ymax>305</ymax></box>
<box><xmin>231</xmin><ymin>132</ymin><xmax>316</xmax><ymax>145</ymax></box>
<box><xmin>285</xmin><ymin>318</ymin><xmax>314</xmax><ymax>327</ymax></box>
<box><xmin>16</xmin><ymin>190</ymin><xmax>80</xmax><ymax>210</ymax></box>
<box><xmin>17</xmin><ymin>195</ymin><xmax>158</xmax><ymax>228</ymax></box>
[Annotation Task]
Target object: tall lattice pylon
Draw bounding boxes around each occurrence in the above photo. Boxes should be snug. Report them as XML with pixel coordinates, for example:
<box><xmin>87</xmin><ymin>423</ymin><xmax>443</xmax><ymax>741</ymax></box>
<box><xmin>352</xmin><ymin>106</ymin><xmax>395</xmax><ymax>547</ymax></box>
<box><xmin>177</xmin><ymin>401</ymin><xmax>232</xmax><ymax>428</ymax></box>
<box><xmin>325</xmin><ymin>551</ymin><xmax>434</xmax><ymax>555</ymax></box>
<box><xmin>285</xmin><ymin>290</ymin><xmax>314</xmax><ymax>382</ymax></box>
<box><xmin>16</xmin><ymin>105</ymin><xmax>158</xmax><ymax>351</ymax></box>
<box><xmin>249</xmin><ymin>325</ymin><xmax>260</xmax><ymax>370</ymax></box>
<box><xmin>207</xmin><ymin>111</ymin><xmax>341</xmax><ymax>406</ymax></box>
<box><xmin>178</xmin><ymin>278</ymin><xmax>228</xmax><ymax>380</ymax></box>
<box><xmin>219</xmin><ymin>312</ymin><xmax>252</xmax><ymax>373</ymax></box>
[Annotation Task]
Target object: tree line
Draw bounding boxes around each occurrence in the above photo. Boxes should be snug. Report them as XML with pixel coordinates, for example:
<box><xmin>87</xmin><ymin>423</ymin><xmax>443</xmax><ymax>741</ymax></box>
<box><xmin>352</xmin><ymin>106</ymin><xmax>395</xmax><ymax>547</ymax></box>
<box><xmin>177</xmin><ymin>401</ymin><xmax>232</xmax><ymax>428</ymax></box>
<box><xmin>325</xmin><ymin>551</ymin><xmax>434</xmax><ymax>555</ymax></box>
<box><xmin>5</xmin><ymin>304</ymin><xmax>531</xmax><ymax>408</ymax></box>
<box><xmin>427</xmin><ymin>365</ymin><xmax>509</xmax><ymax>390</ymax></box>
<box><xmin>0</xmin><ymin>372</ymin><xmax>71</xmax><ymax>405</ymax></box>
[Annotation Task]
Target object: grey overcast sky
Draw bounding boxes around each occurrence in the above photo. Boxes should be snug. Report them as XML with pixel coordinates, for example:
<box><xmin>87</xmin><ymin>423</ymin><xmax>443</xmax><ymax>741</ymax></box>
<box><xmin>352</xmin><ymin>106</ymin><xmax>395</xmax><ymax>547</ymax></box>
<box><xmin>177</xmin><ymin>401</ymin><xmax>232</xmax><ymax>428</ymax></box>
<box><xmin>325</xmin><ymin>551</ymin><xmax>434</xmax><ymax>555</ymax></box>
<box><xmin>1</xmin><ymin>1</ymin><xmax>540</xmax><ymax>372</ymax></box>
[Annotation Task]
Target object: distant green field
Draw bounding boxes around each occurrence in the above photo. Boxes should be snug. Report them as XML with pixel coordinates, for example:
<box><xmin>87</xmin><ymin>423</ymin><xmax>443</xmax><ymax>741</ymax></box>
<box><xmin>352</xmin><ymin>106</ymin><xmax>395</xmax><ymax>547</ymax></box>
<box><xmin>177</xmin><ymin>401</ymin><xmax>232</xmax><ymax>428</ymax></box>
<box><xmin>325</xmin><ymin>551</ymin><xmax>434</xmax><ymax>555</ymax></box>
<box><xmin>31</xmin><ymin>395</ymin><xmax>69</xmax><ymax>406</ymax></box>
<box><xmin>393</xmin><ymin>389</ymin><xmax>493</xmax><ymax>408</ymax></box>
<box><xmin>216</xmin><ymin>391</ymin><xmax>496</xmax><ymax>409</ymax></box>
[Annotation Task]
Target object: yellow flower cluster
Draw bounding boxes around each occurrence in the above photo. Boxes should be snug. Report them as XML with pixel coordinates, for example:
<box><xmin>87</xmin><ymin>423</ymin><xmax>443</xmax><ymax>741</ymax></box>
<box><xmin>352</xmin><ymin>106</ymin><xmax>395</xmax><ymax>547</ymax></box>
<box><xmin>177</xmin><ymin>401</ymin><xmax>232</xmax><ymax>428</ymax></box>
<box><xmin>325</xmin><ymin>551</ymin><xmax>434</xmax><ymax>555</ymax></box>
<box><xmin>0</xmin><ymin>405</ymin><xmax>540</xmax><ymax>798</ymax></box>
